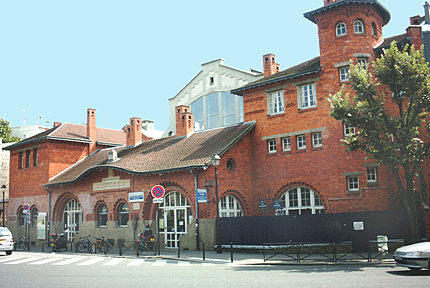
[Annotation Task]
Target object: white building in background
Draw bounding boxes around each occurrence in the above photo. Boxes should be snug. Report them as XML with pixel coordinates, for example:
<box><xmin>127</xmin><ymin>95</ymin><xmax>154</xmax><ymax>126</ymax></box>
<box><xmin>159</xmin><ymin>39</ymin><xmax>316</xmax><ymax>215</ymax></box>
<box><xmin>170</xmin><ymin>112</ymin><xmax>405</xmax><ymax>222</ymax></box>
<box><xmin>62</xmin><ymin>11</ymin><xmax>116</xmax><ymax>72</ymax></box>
<box><xmin>142</xmin><ymin>120</ymin><xmax>164</xmax><ymax>140</ymax></box>
<box><xmin>163</xmin><ymin>59</ymin><xmax>263</xmax><ymax>137</ymax></box>
<box><xmin>11</xmin><ymin>124</ymin><xmax>49</xmax><ymax>140</ymax></box>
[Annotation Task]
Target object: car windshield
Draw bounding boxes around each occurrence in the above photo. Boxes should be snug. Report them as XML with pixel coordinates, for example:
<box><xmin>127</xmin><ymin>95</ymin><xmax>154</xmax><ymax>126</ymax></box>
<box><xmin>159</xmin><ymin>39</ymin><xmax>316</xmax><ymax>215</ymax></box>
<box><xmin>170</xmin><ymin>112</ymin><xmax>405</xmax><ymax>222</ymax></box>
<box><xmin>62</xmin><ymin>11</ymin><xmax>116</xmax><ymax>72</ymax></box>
<box><xmin>0</xmin><ymin>228</ymin><xmax>11</xmax><ymax>237</ymax></box>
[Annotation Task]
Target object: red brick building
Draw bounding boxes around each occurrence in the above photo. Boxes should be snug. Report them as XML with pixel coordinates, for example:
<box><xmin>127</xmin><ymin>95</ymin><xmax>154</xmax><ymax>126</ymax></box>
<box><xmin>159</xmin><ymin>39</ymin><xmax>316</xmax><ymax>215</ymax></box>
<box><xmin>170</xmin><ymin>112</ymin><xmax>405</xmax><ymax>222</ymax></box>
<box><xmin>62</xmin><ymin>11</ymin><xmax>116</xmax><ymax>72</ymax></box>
<box><xmin>5</xmin><ymin>0</ymin><xmax>430</xmax><ymax>249</ymax></box>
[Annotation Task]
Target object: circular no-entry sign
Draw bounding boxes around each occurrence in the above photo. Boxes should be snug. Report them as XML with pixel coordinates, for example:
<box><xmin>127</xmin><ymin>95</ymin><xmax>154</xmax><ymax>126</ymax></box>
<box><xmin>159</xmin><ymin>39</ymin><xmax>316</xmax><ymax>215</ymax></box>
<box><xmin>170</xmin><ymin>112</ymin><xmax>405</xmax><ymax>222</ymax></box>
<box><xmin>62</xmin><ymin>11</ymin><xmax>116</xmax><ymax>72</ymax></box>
<box><xmin>151</xmin><ymin>185</ymin><xmax>165</xmax><ymax>198</ymax></box>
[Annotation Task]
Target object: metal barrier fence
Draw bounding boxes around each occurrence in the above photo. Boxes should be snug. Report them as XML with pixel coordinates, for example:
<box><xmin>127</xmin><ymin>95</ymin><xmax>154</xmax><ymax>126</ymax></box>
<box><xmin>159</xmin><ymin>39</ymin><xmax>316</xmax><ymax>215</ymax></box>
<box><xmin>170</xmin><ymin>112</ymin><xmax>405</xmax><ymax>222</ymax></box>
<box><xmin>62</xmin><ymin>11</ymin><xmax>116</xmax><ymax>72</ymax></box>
<box><xmin>263</xmin><ymin>239</ymin><xmax>404</xmax><ymax>263</ymax></box>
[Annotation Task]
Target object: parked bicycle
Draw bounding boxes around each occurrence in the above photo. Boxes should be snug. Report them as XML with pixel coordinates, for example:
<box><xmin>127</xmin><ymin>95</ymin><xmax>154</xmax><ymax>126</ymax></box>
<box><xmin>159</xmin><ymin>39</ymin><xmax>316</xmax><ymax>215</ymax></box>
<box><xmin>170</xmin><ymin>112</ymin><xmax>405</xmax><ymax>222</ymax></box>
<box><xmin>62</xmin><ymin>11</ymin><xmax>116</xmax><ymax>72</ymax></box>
<box><xmin>77</xmin><ymin>235</ymin><xmax>95</xmax><ymax>254</ymax></box>
<box><xmin>15</xmin><ymin>236</ymin><xmax>29</xmax><ymax>251</ymax></box>
<box><xmin>94</xmin><ymin>237</ymin><xmax>107</xmax><ymax>253</ymax></box>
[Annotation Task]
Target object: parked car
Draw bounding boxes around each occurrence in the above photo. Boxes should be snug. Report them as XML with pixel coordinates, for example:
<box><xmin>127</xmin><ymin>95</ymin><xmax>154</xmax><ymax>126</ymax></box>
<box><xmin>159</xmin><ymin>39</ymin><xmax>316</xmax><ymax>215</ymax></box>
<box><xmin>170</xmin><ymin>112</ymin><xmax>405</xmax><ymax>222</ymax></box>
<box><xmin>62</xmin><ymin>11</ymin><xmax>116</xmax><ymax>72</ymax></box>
<box><xmin>0</xmin><ymin>227</ymin><xmax>14</xmax><ymax>255</ymax></box>
<box><xmin>393</xmin><ymin>242</ymin><xmax>430</xmax><ymax>271</ymax></box>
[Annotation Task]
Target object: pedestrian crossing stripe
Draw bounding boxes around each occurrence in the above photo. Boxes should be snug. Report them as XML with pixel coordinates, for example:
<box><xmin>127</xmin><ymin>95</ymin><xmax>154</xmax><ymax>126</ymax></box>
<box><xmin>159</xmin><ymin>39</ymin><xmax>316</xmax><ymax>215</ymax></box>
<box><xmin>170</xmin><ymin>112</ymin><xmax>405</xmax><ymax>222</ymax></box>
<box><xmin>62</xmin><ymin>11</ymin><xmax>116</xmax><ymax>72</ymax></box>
<box><xmin>127</xmin><ymin>259</ymin><xmax>146</xmax><ymax>266</ymax></box>
<box><xmin>52</xmin><ymin>258</ymin><xmax>84</xmax><ymax>265</ymax></box>
<box><xmin>77</xmin><ymin>258</ymin><xmax>104</xmax><ymax>266</ymax></box>
<box><xmin>29</xmin><ymin>258</ymin><xmax>63</xmax><ymax>265</ymax></box>
<box><xmin>4</xmin><ymin>258</ymin><xmax>41</xmax><ymax>265</ymax></box>
<box><xmin>102</xmin><ymin>258</ymin><xmax>124</xmax><ymax>265</ymax></box>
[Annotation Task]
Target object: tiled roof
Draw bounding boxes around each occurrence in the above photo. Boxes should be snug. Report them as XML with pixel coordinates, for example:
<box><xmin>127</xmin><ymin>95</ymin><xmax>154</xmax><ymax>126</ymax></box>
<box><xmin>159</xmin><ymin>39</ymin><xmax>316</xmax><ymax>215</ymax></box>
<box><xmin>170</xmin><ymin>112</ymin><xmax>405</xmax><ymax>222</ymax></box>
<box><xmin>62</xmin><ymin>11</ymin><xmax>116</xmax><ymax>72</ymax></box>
<box><xmin>46</xmin><ymin>122</ymin><xmax>256</xmax><ymax>186</ymax></box>
<box><xmin>232</xmin><ymin>57</ymin><xmax>321</xmax><ymax>95</ymax></box>
<box><xmin>374</xmin><ymin>33</ymin><xmax>411</xmax><ymax>51</ymax></box>
<box><xmin>5</xmin><ymin>123</ymin><xmax>126</xmax><ymax>150</ymax></box>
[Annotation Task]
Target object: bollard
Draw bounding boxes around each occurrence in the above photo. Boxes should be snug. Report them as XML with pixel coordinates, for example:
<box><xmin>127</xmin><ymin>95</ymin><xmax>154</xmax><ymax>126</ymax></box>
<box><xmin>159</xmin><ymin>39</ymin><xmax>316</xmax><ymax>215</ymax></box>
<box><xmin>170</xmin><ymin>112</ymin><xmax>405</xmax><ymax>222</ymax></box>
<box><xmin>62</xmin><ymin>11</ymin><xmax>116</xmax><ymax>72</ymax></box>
<box><xmin>230</xmin><ymin>242</ymin><xmax>233</xmax><ymax>263</ymax></box>
<box><xmin>119</xmin><ymin>241</ymin><xmax>122</xmax><ymax>256</ymax></box>
<box><xmin>203</xmin><ymin>241</ymin><xmax>206</xmax><ymax>261</ymax></box>
<box><xmin>178</xmin><ymin>240</ymin><xmax>181</xmax><ymax>258</ymax></box>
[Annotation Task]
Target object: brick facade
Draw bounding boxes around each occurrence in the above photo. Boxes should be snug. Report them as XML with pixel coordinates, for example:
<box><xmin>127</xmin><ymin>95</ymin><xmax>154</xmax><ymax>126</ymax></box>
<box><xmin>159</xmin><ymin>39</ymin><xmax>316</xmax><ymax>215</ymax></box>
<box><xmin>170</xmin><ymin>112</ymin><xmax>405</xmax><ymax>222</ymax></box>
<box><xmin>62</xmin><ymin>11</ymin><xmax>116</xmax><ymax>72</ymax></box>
<box><xmin>5</xmin><ymin>1</ymin><xmax>430</xmax><ymax>248</ymax></box>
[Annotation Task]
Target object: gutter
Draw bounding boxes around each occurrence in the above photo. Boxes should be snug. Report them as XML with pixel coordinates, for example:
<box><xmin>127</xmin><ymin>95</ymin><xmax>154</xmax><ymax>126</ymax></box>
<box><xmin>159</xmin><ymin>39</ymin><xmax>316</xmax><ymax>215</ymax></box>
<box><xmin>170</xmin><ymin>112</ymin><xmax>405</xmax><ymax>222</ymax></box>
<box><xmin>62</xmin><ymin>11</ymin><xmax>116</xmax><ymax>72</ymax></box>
<box><xmin>231</xmin><ymin>68</ymin><xmax>321</xmax><ymax>95</ymax></box>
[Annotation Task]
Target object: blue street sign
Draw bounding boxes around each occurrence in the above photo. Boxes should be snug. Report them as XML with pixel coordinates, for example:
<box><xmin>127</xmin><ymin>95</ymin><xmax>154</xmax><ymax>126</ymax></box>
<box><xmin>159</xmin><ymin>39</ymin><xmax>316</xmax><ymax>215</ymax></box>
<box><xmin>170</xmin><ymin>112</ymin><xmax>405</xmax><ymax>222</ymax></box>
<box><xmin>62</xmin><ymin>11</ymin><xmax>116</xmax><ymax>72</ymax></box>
<box><xmin>197</xmin><ymin>189</ymin><xmax>207</xmax><ymax>203</ymax></box>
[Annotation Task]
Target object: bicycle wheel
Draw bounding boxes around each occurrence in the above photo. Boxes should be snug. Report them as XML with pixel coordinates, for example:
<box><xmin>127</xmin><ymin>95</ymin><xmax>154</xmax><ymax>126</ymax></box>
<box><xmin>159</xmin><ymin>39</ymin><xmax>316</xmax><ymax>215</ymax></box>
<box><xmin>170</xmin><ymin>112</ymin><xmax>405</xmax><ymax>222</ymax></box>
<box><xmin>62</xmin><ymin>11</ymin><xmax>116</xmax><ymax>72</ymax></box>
<box><xmin>77</xmin><ymin>242</ymin><xmax>85</xmax><ymax>253</ymax></box>
<box><xmin>90</xmin><ymin>243</ymin><xmax>96</xmax><ymax>254</ymax></box>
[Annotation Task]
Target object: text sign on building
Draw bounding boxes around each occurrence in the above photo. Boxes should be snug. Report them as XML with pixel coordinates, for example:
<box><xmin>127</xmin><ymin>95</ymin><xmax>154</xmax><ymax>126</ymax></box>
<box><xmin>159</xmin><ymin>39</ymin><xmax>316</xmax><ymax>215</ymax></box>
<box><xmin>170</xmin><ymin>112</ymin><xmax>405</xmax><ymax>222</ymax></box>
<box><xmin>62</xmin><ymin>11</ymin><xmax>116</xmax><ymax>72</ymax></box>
<box><xmin>93</xmin><ymin>176</ymin><xmax>130</xmax><ymax>191</ymax></box>
<box><xmin>129</xmin><ymin>192</ymin><xmax>144</xmax><ymax>203</ymax></box>
<box><xmin>197</xmin><ymin>189</ymin><xmax>207</xmax><ymax>203</ymax></box>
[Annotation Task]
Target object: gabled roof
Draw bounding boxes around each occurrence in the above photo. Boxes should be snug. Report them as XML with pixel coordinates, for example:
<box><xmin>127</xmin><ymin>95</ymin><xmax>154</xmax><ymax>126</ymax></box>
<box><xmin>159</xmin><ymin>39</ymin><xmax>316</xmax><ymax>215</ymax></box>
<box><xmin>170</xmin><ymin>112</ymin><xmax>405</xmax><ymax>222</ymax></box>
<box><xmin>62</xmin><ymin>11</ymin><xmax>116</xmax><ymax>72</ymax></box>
<box><xmin>45</xmin><ymin>121</ymin><xmax>256</xmax><ymax>187</ymax></box>
<box><xmin>5</xmin><ymin>123</ymin><xmax>126</xmax><ymax>150</ymax></box>
<box><xmin>231</xmin><ymin>57</ymin><xmax>321</xmax><ymax>95</ymax></box>
<box><xmin>304</xmin><ymin>0</ymin><xmax>390</xmax><ymax>26</ymax></box>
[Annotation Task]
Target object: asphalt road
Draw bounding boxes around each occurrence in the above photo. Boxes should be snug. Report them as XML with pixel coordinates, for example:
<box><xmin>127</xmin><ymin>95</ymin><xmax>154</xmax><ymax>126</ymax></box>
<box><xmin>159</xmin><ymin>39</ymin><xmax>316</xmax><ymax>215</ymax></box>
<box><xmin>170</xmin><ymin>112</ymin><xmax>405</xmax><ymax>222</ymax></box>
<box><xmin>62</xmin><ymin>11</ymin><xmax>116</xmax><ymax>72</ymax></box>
<box><xmin>0</xmin><ymin>252</ymin><xmax>429</xmax><ymax>288</ymax></box>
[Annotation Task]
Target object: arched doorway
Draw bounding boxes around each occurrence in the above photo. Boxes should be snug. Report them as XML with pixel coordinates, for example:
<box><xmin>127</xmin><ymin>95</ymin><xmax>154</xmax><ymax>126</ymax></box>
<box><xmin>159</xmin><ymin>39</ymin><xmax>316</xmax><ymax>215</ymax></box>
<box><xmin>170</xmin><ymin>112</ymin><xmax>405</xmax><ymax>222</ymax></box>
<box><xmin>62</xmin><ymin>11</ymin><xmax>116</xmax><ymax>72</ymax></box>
<box><xmin>159</xmin><ymin>191</ymin><xmax>191</xmax><ymax>248</ymax></box>
<box><xmin>63</xmin><ymin>199</ymin><xmax>82</xmax><ymax>241</ymax></box>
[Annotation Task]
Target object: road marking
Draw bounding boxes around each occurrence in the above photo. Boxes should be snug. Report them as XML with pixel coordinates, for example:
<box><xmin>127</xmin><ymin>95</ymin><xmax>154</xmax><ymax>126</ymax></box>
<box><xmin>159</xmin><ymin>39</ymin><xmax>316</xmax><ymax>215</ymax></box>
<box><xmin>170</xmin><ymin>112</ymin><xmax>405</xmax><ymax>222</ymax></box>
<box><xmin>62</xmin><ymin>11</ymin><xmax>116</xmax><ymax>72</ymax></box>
<box><xmin>0</xmin><ymin>257</ymin><xmax>21</xmax><ymax>263</ymax></box>
<box><xmin>177</xmin><ymin>261</ymin><xmax>191</xmax><ymax>266</ymax></box>
<box><xmin>152</xmin><ymin>259</ymin><xmax>167</xmax><ymax>266</ymax></box>
<box><xmin>4</xmin><ymin>258</ymin><xmax>41</xmax><ymax>265</ymax></box>
<box><xmin>102</xmin><ymin>258</ymin><xmax>124</xmax><ymax>266</ymax></box>
<box><xmin>29</xmin><ymin>258</ymin><xmax>63</xmax><ymax>265</ymax></box>
<box><xmin>77</xmin><ymin>258</ymin><xmax>105</xmax><ymax>266</ymax></box>
<box><xmin>127</xmin><ymin>259</ymin><xmax>146</xmax><ymax>266</ymax></box>
<box><xmin>202</xmin><ymin>263</ymin><xmax>216</xmax><ymax>266</ymax></box>
<box><xmin>52</xmin><ymin>258</ymin><xmax>84</xmax><ymax>265</ymax></box>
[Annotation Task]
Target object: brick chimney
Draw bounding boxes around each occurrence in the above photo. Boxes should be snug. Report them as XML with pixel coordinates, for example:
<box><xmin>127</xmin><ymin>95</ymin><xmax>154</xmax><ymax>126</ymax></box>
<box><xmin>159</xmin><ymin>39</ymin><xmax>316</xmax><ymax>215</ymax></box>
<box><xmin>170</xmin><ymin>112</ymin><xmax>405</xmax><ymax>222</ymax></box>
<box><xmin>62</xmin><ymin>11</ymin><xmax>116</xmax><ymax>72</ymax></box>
<box><xmin>324</xmin><ymin>0</ymin><xmax>340</xmax><ymax>5</ymax></box>
<box><xmin>175</xmin><ymin>105</ymin><xmax>194</xmax><ymax>137</ymax></box>
<box><xmin>126</xmin><ymin>117</ymin><xmax>142</xmax><ymax>147</ymax></box>
<box><xmin>263</xmin><ymin>54</ymin><xmax>280</xmax><ymax>77</ymax></box>
<box><xmin>87</xmin><ymin>108</ymin><xmax>97</xmax><ymax>154</ymax></box>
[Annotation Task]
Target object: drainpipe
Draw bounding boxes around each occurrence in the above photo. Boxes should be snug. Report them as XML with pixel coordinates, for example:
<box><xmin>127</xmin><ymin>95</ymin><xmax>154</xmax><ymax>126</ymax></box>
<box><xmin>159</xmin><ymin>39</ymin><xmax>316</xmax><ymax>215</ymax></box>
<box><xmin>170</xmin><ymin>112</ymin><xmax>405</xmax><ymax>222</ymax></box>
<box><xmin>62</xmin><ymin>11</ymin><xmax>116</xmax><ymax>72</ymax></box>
<box><xmin>43</xmin><ymin>186</ymin><xmax>51</xmax><ymax>247</ymax></box>
<box><xmin>190</xmin><ymin>170</ymin><xmax>199</xmax><ymax>250</ymax></box>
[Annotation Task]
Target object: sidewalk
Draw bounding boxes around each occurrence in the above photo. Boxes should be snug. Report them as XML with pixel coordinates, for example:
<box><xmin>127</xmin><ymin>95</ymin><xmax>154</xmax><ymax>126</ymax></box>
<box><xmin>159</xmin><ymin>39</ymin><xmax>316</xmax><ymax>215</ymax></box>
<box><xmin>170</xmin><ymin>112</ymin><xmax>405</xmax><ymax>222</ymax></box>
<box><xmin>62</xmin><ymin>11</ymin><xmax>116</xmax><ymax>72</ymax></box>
<box><xmin>17</xmin><ymin>245</ymin><xmax>396</xmax><ymax>266</ymax></box>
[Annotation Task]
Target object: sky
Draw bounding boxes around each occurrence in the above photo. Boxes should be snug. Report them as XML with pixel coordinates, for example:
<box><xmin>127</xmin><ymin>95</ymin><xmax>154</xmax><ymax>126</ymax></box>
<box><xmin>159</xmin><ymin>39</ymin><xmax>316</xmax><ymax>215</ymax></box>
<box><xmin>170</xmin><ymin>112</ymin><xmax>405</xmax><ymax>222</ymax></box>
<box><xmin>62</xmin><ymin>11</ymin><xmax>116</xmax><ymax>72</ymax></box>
<box><xmin>1</xmin><ymin>0</ymin><xmax>428</xmax><ymax>133</ymax></box>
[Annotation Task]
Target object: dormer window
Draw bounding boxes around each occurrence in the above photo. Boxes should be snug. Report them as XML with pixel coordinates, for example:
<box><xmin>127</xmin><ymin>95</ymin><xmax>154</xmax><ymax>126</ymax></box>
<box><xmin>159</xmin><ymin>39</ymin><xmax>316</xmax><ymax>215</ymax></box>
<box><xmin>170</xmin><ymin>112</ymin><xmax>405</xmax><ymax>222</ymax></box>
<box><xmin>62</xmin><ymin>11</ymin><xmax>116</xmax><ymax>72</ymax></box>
<box><xmin>336</xmin><ymin>22</ymin><xmax>346</xmax><ymax>36</ymax></box>
<box><xmin>354</xmin><ymin>20</ymin><xmax>364</xmax><ymax>34</ymax></box>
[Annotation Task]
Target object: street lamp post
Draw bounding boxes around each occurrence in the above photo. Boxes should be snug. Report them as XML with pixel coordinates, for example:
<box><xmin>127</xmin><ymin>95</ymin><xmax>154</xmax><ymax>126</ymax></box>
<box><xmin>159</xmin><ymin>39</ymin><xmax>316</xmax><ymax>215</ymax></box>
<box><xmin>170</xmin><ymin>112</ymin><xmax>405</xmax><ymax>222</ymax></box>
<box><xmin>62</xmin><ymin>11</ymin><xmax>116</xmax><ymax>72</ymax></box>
<box><xmin>1</xmin><ymin>185</ymin><xmax>6</xmax><ymax>227</ymax></box>
<box><xmin>211</xmin><ymin>154</ymin><xmax>222</xmax><ymax>254</ymax></box>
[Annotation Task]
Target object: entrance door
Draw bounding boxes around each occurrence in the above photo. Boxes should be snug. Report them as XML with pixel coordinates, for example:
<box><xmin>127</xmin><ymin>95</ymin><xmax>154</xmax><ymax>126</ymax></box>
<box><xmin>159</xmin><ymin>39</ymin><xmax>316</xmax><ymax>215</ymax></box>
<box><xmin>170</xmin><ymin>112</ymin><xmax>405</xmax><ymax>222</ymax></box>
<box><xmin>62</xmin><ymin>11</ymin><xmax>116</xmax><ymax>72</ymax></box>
<box><xmin>159</xmin><ymin>192</ymin><xmax>190</xmax><ymax>248</ymax></box>
<box><xmin>63</xmin><ymin>199</ymin><xmax>82</xmax><ymax>242</ymax></box>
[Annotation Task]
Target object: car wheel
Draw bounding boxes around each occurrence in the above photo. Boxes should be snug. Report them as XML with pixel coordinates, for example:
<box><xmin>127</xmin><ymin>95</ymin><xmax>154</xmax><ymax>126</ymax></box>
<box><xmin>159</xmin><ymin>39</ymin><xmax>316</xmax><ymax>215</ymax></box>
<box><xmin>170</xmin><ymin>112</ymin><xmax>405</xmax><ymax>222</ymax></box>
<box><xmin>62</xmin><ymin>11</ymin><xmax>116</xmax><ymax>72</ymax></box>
<box><xmin>6</xmin><ymin>251</ymin><xmax>12</xmax><ymax>256</ymax></box>
<box><xmin>408</xmin><ymin>267</ymin><xmax>422</xmax><ymax>272</ymax></box>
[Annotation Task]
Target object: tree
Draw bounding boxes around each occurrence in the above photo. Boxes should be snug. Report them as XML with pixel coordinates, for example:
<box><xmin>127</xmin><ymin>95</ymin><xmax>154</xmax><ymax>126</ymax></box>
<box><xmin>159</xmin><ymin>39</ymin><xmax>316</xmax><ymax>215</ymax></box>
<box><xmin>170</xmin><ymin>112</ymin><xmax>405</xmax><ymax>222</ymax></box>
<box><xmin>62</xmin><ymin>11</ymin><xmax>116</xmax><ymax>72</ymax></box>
<box><xmin>328</xmin><ymin>42</ymin><xmax>430</xmax><ymax>243</ymax></box>
<box><xmin>0</xmin><ymin>118</ymin><xmax>20</xmax><ymax>143</ymax></box>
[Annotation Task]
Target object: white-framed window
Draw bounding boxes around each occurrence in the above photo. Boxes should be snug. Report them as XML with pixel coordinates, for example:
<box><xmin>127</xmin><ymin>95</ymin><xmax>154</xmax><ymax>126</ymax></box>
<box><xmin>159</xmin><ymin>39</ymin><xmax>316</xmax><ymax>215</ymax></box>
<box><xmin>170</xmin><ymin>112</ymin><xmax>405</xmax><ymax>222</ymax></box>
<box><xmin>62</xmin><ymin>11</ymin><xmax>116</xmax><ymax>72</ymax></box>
<box><xmin>312</xmin><ymin>132</ymin><xmax>322</xmax><ymax>147</ymax></box>
<box><xmin>31</xmin><ymin>207</ymin><xmax>38</xmax><ymax>227</ymax></box>
<box><xmin>282</xmin><ymin>137</ymin><xmax>291</xmax><ymax>151</ymax></box>
<box><xmin>347</xmin><ymin>176</ymin><xmax>359</xmax><ymax>192</ymax></box>
<box><xmin>298</xmin><ymin>83</ymin><xmax>317</xmax><ymax>109</ymax></box>
<box><xmin>219</xmin><ymin>195</ymin><xmax>243</xmax><ymax>217</ymax></box>
<box><xmin>297</xmin><ymin>135</ymin><xmax>306</xmax><ymax>150</ymax></box>
<box><xmin>357</xmin><ymin>57</ymin><xmax>368</xmax><ymax>70</ymax></box>
<box><xmin>268</xmin><ymin>139</ymin><xmax>277</xmax><ymax>154</ymax></box>
<box><xmin>354</xmin><ymin>20</ymin><xmax>364</xmax><ymax>34</ymax></box>
<box><xmin>339</xmin><ymin>66</ymin><xmax>350</xmax><ymax>82</ymax></box>
<box><xmin>268</xmin><ymin>91</ymin><xmax>285</xmax><ymax>115</ymax></box>
<box><xmin>344</xmin><ymin>122</ymin><xmax>356</xmax><ymax>137</ymax></box>
<box><xmin>118</xmin><ymin>203</ymin><xmax>129</xmax><ymax>227</ymax></box>
<box><xmin>277</xmin><ymin>187</ymin><xmax>324</xmax><ymax>215</ymax></box>
<box><xmin>19</xmin><ymin>208</ymin><xmax>25</xmax><ymax>227</ymax></box>
<box><xmin>367</xmin><ymin>168</ymin><xmax>377</xmax><ymax>182</ymax></box>
<box><xmin>336</xmin><ymin>22</ymin><xmax>346</xmax><ymax>36</ymax></box>
<box><xmin>98</xmin><ymin>204</ymin><xmax>108</xmax><ymax>227</ymax></box>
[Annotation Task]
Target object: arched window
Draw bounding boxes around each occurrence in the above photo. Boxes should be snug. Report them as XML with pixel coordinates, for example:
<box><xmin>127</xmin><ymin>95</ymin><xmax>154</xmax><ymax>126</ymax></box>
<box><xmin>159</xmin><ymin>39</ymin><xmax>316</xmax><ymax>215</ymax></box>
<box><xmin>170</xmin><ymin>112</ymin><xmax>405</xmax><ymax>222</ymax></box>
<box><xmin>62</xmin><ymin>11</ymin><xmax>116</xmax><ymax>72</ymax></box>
<box><xmin>277</xmin><ymin>187</ymin><xmax>324</xmax><ymax>215</ymax></box>
<box><xmin>372</xmin><ymin>22</ymin><xmax>378</xmax><ymax>37</ymax></box>
<box><xmin>336</xmin><ymin>22</ymin><xmax>346</xmax><ymax>36</ymax></box>
<box><xmin>219</xmin><ymin>195</ymin><xmax>243</xmax><ymax>217</ymax></box>
<box><xmin>18</xmin><ymin>208</ymin><xmax>25</xmax><ymax>227</ymax></box>
<box><xmin>118</xmin><ymin>203</ymin><xmax>129</xmax><ymax>227</ymax></box>
<box><xmin>31</xmin><ymin>207</ymin><xmax>38</xmax><ymax>227</ymax></box>
<box><xmin>354</xmin><ymin>20</ymin><xmax>364</xmax><ymax>34</ymax></box>
<box><xmin>98</xmin><ymin>204</ymin><xmax>108</xmax><ymax>227</ymax></box>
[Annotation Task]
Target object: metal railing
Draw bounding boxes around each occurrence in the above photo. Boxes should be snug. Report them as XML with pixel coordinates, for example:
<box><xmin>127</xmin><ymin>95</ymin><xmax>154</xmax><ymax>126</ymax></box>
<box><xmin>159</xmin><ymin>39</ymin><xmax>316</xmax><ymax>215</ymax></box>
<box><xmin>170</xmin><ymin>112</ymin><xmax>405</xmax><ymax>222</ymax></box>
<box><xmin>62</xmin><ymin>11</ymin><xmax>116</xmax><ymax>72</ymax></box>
<box><xmin>263</xmin><ymin>240</ymin><xmax>404</xmax><ymax>263</ymax></box>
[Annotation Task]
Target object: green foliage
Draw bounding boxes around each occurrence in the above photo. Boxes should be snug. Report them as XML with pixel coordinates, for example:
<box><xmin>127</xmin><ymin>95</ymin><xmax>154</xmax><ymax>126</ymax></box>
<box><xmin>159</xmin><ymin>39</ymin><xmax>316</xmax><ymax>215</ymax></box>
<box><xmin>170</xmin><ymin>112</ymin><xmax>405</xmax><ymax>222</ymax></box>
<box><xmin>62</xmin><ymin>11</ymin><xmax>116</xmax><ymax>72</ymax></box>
<box><xmin>0</xmin><ymin>118</ymin><xmax>20</xmax><ymax>143</ymax></box>
<box><xmin>328</xmin><ymin>42</ymin><xmax>430</xmax><ymax>171</ymax></box>
<box><xmin>328</xmin><ymin>41</ymin><xmax>430</xmax><ymax>242</ymax></box>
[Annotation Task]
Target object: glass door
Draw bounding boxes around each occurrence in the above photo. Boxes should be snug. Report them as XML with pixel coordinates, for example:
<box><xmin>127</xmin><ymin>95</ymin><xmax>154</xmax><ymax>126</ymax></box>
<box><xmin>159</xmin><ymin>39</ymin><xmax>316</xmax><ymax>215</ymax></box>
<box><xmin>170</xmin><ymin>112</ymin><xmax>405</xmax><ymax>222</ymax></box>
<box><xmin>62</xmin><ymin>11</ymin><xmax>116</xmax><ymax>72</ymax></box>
<box><xmin>159</xmin><ymin>191</ymin><xmax>190</xmax><ymax>249</ymax></box>
<box><xmin>63</xmin><ymin>199</ymin><xmax>82</xmax><ymax>242</ymax></box>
